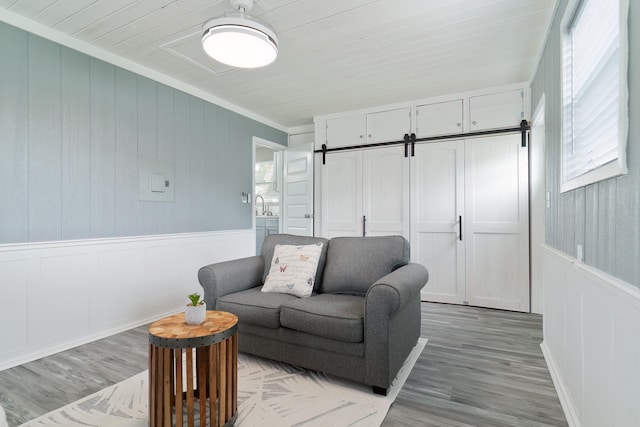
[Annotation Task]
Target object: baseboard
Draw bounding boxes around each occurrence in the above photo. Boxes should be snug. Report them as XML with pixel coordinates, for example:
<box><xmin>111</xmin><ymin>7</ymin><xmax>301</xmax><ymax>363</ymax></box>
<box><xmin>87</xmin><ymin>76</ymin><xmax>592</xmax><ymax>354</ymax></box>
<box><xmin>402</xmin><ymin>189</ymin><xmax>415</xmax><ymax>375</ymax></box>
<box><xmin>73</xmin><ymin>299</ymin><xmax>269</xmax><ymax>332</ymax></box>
<box><xmin>540</xmin><ymin>341</ymin><xmax>580</xmax><ymax>427</ymax></box>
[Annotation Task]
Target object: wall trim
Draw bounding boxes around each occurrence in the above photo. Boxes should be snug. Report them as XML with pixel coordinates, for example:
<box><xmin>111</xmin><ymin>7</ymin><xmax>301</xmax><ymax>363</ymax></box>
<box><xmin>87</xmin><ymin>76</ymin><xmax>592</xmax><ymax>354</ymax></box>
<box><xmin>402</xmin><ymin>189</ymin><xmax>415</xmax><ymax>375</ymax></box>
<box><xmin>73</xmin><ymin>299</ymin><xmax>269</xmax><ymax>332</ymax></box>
<box><xmin>543</xmin><ymin>244</ymin><xmax>640</xmax><ymax>305</ymax></box>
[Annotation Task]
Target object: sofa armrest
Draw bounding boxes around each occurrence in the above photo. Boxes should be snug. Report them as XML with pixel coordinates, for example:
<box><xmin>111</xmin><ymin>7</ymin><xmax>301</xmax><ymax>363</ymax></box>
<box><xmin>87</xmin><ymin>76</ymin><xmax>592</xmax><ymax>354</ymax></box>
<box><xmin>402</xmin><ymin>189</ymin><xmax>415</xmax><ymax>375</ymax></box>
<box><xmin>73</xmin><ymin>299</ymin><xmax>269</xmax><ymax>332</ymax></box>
<box><xmin>197</xmin><ymin>256</ymin><xmax>265</xmax><ymax>307</ymax></box>
<box><xmin>365</xmin><ymin>263</ymin><xmax>428</xmax><ymax>315</ymax></box>
<box><xmin>364</xmin><ymin>263</ymin><xmax>428</xmax><ymax>391</ymax></box>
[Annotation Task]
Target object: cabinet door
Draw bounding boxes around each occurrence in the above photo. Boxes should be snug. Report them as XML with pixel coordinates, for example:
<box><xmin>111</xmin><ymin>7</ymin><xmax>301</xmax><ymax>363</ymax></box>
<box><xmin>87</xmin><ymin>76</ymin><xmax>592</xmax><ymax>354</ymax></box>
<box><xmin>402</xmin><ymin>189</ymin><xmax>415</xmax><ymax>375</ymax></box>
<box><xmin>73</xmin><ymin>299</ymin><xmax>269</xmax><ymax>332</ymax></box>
<box><xmin>362</xmin><ymin>146</ymin><xmax>409</xmax><ymax>238</ymax></box>
<box><xmin>321</xmin><ymin>150</ymin><xmax>363</xmax><ymax>238</ymax></box>
<box><xmin>411</xmin><ymin>141</ymin><xmax>465</xmax><ymax>304</ymax></box>
<box><xmin>256</xmin><ymin>219</ymin><xmax>266</xmax><ymax>254</ymax></box>
<box><xmin>266</xmin><ymin>218</ymin><xmax>279</xmax><ymax>236</ymax></box>
<box><xmin>366</xmin><ymin>107</ymin><xmax>411</xmax><ymax>144</ymax></box>
<box><xmin>416</xmin><ymin>99</ymin><xmax>463</xmax><ymax>138</ymax></box>
<box><xmin>464</xmin><ymin>134</ymin><xmax>529</xmax><ymax>311</ymax></box>
<box><xmin>469</xmin><ymin>89</ymin><xmax>524</xmax><ymax>131</ymax></box>
<box><xmin>325</xmin><ymin>114</ymin><xmax>365</xmax><ymax>148</ymax></box>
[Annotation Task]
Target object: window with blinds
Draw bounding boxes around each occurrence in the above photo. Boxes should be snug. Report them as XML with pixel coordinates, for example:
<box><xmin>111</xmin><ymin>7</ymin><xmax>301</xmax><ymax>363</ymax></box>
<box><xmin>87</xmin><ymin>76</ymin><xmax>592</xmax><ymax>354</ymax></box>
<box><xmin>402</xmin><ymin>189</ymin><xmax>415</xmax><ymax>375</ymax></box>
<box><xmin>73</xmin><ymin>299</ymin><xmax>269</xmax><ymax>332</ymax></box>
<box><xmin>561</xmin><ymin>0</ymin><xmax>629</xmax><ymax>192</ymax></box>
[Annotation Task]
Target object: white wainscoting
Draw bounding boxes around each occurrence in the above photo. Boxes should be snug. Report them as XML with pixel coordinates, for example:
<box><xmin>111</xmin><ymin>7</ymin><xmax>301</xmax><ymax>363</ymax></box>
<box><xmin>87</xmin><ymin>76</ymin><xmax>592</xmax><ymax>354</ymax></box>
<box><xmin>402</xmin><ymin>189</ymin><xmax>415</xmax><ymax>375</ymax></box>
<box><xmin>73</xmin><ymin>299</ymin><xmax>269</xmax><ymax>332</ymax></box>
<box><xmin>541</xmin><ymin>245</ymin><xmax>640</xmax><ymax>427</ymax></box>
<box><xmin>0</xmin><ymin>230</ymin><xmax>254</xmax><ymax>371</ymax></box>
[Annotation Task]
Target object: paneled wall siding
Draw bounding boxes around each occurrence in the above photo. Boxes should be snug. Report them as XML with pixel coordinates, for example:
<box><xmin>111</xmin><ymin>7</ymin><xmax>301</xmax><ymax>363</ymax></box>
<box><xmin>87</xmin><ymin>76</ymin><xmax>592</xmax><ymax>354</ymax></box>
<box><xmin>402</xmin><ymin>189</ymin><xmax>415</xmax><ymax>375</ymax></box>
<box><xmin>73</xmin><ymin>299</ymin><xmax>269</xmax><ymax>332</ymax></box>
<box><xmin>530</xmin><ymin>0</ymin><xmax>640</xmax><ymax>288</ymax></box>
<box><xmin>0</xmin><ymin>230</ymin><xmax>255</xmax><ymax>370</ymax></box>
<box><xmin>532</xmin><ymin>2</ymin><xmax>640</xmax><ymax>426</ymax></box>
<box><xmin>0</xmin><ymin>21</ymin><xmax>288</xmax><ymax>244</ymax></box>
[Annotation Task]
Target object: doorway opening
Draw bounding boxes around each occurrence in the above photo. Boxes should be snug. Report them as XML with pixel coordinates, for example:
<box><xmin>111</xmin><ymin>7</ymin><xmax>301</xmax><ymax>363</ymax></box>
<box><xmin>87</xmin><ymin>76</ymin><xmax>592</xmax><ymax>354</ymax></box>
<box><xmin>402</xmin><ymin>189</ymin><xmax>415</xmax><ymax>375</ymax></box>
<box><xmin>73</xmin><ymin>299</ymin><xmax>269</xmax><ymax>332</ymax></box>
<box><xmin>253</xmin><ymin>137</ymin><xmax>284</xmax><ymax>254</ymax></box>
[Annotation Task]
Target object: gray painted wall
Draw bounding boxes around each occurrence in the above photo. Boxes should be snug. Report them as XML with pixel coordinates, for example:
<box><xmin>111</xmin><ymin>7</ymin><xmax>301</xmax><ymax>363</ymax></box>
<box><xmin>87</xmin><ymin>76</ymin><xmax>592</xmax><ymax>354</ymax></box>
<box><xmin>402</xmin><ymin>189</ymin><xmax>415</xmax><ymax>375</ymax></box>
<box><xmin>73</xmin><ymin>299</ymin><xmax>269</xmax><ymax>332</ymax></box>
<box><xmin>0</xmin><ymin>22</ymin><xmax>287</xmax><ymax>244</ymax></box>
<box><xmin>530</xmin><ymin>0</ymin><xmax>639</xmax><ymax>288</ymax></box>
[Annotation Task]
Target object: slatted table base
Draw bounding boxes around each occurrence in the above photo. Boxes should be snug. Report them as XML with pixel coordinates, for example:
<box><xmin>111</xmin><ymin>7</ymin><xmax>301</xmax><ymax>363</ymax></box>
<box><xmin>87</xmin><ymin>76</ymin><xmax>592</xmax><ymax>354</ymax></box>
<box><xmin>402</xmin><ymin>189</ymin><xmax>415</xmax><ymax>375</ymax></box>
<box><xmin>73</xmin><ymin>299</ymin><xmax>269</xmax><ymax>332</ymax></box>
<box><xmin>149</xmin><ymin>332</ymin><xmax>237</xmax><ymax>427</ymax></box>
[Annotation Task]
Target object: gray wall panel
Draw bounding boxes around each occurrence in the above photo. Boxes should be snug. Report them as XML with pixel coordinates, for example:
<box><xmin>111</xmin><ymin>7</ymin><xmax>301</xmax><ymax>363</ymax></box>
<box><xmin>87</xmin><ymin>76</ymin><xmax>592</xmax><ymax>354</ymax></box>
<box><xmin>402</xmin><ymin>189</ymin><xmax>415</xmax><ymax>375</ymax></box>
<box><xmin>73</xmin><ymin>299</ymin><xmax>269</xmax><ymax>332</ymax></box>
<box><xmin>0</xmin><ymin>21</ymin><xmax>288</xmax><ymax>245</ymax></box>
<box><xmin>136</xmin><ymin>76</ymin><xmax>158</xmax><ymax>235</ymax></box>
<box><xmin>531</xmin><ymin>0</ymin><xmax>640</xmax><ymax>288</ymax></box>
<box><xmin>204</xmin><ymin>103</ymin><xmax>221</xmax><ymax>232</ymax></box>
<box><xmin>156</xmin><ymin>84</ymin><xmax>176</xmax><ymax>234</ymax></box>
<box><xmin>0</xmin><ymin>24</ymin><xmax>28</xmax><ymax>243</ymax></box>
<box><xmin>114</xmin><ymin>68</ymin><xmax>139</xmax><ymax>237</ymax></box>
<box><xmin>28</xmin><ymin>34</ymin><xmax>62</xmax><ymax>242</ymax></box>
<box><xmin>215</xmin><ymin>108</ymin><xmax>230</xmax><ymax>229</ymax></box>
<box><xmin>188</xmin><ymin>97</ymin><xmax>206</xmax><ymax>231</ymax></box>
<box><xmin>89</xmin><ymin>59</ymin><xmax>116</xmax><ymax>238</ymax></box>
<box><xmin>173</xmin><ymin>91</ymin><xmax>191</xmax><ymax>234</ymax></box>
<box><xmin>60</xmin><ymin>47</ymin><xmax>91</xmax><ymax>240</ymax></box>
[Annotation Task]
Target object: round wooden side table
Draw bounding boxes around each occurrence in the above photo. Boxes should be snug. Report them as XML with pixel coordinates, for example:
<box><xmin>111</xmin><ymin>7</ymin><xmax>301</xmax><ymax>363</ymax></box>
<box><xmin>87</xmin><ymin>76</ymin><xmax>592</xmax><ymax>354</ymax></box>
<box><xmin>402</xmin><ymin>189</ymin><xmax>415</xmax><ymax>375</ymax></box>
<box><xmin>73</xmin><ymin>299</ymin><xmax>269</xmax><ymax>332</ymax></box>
<box><xmin>148</xmin><ymin>310</ymin><xmax>238</xmax><ymax>427</ymax></box>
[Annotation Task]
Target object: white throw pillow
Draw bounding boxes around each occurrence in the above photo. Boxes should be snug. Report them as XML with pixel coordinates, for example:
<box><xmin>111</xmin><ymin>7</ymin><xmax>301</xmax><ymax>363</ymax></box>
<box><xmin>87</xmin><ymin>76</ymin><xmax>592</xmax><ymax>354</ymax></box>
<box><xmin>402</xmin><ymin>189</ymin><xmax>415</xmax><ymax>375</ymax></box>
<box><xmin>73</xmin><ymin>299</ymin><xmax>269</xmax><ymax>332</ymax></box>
<box><xmin>262</xmin><ymin>243</ymin><xmax>323</xmax><ymax>298</ymax></box>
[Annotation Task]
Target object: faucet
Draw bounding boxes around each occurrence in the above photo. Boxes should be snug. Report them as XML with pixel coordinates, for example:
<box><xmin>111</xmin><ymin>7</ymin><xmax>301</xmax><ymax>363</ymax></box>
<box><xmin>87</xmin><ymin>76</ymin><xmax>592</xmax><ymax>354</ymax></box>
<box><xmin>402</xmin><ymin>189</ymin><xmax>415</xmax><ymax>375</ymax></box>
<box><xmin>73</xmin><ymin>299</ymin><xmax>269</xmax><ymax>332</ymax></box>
<box><xmin>255</xmin><ymin>195</ymin><xmax>265</xmax><ymax>215</ymax></box>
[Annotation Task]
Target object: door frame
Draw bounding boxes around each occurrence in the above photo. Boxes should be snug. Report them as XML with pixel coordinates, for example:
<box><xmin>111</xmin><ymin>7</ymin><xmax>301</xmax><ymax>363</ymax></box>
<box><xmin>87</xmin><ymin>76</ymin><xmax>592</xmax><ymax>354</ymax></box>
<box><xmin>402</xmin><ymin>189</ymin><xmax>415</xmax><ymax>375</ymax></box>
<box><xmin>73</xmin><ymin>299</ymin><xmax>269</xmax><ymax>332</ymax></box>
<box><xmin>252</xmin><ymin>137</ymin><xmax>285</xmax><ymax>243</ymax></box>
<box><xmin>530</xmin><ymin>95</ymin><xmax>546</xmax><ymax>314</ymax></box>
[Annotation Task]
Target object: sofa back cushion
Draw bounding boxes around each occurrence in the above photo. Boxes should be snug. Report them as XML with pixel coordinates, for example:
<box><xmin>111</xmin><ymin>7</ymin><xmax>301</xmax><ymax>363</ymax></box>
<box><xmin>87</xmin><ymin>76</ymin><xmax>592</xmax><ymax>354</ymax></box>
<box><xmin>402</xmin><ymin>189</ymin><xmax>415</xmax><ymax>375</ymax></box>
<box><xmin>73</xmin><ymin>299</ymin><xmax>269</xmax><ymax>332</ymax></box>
<box><xmin>320</xmin><ymin>236</ymin><xmax>410</xmax><ymax>296</ymax></box>
<box><xmin>261</xmin><ymin>234</ymin><xmax>329</xmax><ymax>292</ymax></box>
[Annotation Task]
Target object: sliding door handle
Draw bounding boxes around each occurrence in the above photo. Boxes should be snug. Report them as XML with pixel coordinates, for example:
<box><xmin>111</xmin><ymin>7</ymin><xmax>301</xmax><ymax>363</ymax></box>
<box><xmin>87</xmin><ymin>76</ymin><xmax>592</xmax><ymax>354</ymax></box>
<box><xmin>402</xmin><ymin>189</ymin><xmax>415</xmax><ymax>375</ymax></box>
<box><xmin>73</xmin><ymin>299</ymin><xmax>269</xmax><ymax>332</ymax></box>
<box><xmin>459</xmin><ymin>216</ymin><xmax>462</xmax><ymax>241</ymax></box>
<box><xmin>363</xmin><ymin>215</ymin><xmax>366</xmax><ymax>237</ymax></box>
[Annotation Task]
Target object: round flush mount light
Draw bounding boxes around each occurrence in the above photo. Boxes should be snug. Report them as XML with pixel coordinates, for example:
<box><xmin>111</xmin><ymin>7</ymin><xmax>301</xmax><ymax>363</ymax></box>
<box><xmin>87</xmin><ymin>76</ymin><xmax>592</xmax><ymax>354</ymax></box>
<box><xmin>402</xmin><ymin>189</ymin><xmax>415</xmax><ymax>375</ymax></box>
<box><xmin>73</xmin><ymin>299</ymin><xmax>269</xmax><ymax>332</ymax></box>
<box><xmin>201</xmin><ymin>0</ymin><xmax>279</xmax><ymax>68</ymax></box>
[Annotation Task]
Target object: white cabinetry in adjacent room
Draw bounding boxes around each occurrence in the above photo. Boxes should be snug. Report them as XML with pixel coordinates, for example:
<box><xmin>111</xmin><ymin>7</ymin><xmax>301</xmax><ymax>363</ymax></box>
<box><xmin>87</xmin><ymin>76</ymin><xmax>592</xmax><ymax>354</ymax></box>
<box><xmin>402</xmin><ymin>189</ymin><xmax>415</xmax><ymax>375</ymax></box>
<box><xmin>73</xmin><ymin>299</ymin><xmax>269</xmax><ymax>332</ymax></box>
<box><xmin>321</xmin><ymin>146</ymin><xmax>409</xmax><ymax>239</ymax></box>
<box><xmin>415</xmin><ymin>99</ymin><xmax>464</xmax><ymax>138</ymax></box>
<box><xmin>469</xmin><ymin>89</ymin><xmax>524</xmax><ymax>131</ymax></box>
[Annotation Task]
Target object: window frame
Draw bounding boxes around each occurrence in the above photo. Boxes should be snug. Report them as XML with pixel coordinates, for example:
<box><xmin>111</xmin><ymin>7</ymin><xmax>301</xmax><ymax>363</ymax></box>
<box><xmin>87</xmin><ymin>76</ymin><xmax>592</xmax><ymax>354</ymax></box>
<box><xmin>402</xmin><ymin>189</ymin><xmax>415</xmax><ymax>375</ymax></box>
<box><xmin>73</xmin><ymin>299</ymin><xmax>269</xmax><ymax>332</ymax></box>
<box><xmin>560</xmin><ymin>0</ymin><xmax>629</xmax><ymax>193</ymax></box>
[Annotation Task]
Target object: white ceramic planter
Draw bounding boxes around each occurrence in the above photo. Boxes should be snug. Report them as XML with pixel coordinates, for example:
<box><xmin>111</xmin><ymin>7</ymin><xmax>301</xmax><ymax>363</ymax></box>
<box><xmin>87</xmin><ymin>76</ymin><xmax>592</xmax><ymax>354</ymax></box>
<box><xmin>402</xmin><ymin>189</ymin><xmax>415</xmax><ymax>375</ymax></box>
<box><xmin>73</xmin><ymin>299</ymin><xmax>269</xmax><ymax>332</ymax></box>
<box><xmin>185</xmin><ymin>303</ymin><xmax>206</xmax><ymax>325</ymax></box>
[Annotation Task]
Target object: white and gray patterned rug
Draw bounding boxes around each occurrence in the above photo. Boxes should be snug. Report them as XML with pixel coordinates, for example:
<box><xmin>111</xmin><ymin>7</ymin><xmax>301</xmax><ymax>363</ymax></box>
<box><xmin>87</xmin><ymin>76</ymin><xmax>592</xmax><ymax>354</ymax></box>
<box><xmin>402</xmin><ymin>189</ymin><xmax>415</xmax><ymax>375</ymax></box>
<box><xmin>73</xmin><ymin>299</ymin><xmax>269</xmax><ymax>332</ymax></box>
<box><xmin>20</xmin><ymin>339</ymin><xmax>426</xmax><ymax>427</ymax></box>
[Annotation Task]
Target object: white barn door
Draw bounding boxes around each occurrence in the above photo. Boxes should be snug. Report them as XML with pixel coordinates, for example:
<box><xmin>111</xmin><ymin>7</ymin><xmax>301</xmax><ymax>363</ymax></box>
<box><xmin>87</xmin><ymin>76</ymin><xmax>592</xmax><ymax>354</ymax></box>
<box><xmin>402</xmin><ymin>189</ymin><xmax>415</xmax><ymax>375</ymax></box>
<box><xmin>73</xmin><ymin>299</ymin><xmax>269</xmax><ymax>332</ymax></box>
<box><xmin>464</xmin><ymin>134</ymin><xmax>529</xmax><ymax>311</ymax></box>
<box><xmin>411</xmin><ymin>140</ymin><xmax>466</xmax><ymax>304</ymax></box>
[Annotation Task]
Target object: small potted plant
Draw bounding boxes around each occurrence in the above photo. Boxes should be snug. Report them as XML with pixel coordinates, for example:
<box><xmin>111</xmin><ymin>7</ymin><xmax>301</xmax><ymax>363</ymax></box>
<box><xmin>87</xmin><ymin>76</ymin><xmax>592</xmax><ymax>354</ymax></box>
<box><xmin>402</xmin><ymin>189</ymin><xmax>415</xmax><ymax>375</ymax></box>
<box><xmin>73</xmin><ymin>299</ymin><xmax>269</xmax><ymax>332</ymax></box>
<box><xmin>185</xmin><ymin>292</ymin><xmax>206</xmax><ymax>325</ymax></box>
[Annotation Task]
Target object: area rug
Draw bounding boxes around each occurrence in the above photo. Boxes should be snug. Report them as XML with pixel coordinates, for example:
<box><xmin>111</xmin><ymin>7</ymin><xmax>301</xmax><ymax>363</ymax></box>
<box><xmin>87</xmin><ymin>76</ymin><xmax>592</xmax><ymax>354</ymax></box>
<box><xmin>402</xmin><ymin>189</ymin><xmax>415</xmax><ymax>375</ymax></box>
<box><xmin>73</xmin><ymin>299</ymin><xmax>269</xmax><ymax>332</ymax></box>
<box><xmin>20</xmin><ymin>338</ymin><xmax>426</xmax><ymax>427</ymax></box>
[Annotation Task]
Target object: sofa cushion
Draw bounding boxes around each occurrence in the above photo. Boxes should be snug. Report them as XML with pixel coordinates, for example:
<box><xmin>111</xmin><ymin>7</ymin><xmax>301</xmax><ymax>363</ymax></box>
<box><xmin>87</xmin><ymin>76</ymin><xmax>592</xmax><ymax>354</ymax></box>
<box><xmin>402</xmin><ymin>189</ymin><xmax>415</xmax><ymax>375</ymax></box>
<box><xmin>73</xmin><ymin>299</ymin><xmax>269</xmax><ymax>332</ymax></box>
<box><xmin>262</xmin><ymin>243</ymin><xmax>324</xmax><ymax>297</ymax></box>
<box><xmin>280</xmin><ymin>294</ymin><xmax>365</xmax><ymax>343</ymax></box>
<box><xmin>261</xmin><ymin>234</ymin><xmax>329</xmax><ymax>292</ymax></box>
<box><xmin>320</xmin><ymin>236</ymin><xmax>410</xmax><ymax>296</ymax></box>
<box><xmin>216</xmin><ymin>286</ymin><xmax>297</xmax><ymax>329</ymax></box>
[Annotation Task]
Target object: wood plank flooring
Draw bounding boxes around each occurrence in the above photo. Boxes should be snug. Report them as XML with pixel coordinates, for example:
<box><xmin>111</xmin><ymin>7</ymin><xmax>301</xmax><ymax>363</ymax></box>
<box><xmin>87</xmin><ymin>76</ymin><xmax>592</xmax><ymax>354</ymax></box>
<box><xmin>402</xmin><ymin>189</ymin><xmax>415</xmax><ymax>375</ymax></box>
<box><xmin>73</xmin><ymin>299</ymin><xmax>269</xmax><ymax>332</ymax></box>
<box><xmin>0</xmin><ymin>303</ymin><xmax>567</xmax><ymax>427</ymax></box>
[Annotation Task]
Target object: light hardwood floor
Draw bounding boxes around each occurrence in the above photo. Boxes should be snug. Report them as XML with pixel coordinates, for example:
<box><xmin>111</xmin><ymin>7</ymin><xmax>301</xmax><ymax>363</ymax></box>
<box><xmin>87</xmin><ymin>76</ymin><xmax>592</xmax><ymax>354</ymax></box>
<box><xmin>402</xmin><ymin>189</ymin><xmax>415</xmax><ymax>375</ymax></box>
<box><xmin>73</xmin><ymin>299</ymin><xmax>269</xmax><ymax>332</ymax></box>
<box><xmin>0</xmin><ymin>303</ymin><xmax>567</xmax><ymax>427</ymax></box>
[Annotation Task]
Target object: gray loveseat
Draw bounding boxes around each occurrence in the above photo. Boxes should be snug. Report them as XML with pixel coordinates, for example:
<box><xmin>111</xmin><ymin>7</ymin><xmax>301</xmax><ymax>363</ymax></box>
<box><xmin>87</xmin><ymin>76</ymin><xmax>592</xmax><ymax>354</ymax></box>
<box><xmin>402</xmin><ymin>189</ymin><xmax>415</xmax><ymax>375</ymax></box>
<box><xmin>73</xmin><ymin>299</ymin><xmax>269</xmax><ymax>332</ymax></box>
<box><xmin>197</xmin><ymin>234</ymin><xmax>429</xmax><ymax>395</ymax></box>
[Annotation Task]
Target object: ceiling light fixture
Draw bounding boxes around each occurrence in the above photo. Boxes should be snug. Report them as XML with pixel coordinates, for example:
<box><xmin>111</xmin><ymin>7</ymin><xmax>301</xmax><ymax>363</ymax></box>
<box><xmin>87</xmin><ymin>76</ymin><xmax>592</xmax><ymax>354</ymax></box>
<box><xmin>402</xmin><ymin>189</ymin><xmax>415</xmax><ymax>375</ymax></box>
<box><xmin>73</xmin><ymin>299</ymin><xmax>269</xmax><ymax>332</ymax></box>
<box><xmin>201</xmin><ymin>0</ymin><xmax>278</xmax><ymax>68</ymax></box>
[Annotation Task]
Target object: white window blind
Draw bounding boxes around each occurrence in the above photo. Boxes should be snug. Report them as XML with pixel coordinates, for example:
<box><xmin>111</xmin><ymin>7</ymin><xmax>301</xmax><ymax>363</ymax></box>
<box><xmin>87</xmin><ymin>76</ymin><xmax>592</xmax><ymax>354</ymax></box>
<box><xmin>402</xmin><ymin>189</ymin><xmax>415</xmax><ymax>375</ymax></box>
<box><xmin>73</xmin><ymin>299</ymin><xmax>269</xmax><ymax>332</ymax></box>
<box><xmin>561</xmin><ymin>0</ymin><xmax>629</xmax><ymax>192</ymax></box>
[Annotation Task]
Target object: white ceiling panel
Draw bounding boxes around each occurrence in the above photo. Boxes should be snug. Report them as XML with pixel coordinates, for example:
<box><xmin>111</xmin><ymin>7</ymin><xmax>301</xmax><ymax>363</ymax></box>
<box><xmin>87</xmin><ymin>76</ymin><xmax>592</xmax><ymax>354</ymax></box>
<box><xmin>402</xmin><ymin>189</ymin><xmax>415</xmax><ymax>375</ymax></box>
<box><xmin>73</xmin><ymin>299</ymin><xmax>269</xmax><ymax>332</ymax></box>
<box><xmin>0</xmin><ymin>0</ymin><xmax>556</xmax><ymax>129</ymax></box>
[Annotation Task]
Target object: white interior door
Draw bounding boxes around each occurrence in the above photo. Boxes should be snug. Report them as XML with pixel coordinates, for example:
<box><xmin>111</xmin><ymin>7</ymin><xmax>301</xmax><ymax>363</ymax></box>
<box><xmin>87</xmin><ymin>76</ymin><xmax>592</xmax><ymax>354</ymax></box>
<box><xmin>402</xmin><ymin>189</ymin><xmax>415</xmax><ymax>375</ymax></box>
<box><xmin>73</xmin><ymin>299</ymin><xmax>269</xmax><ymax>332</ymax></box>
<box><xmin>321</xmin><ymin>150</ymin><xmax>363</xmax><ymax>238</ymax></box>
<box><xmin>362</xmin><ymin>146</ymin><xmax>409</xmax><ymax>238</ymax></box>
<box><xmin>464</xmin><ymin>134</ymin><xmax>529</xmax><ymax>311</ymax></box>
<box><xmin>412</xmin><ymin>141</ymin><xmax>465</xmax><ymax>303</ymax></box>
<box><xmin>282</xmin><ymin>143</ymin><xmax>314</xmax><ymax>236</ymax></box>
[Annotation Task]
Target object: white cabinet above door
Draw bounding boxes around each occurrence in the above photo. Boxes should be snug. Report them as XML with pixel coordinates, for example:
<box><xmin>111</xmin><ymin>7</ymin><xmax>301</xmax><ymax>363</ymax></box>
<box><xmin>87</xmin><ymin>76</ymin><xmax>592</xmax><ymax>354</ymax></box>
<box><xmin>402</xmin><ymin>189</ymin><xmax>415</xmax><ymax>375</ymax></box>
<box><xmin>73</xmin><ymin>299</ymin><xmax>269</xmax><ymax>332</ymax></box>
<box><xmin>324</xmin><ymin>108</ymin><xmax>411</xmax><ymax>148</ymax></box>
<box><xmin>325</xmin><ymin>114</ymin><xmax>365</xmax><ymax>148</ymax></box>
<box><xmin>366</xmin><ymin>107</ymin><xmax>411</xmax><ymax>144</ymax></box>
<box><xmin>415</xmin><ymin>99</ymin><xmax>463</xmax><ymax>138</ymax></box>
<box><xmin>469</xmin><ymin>89</ymin><xmax>524</xmax><ymax>131</ymax></box>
